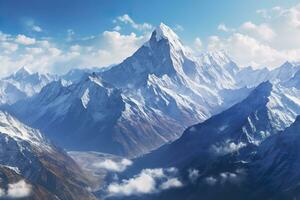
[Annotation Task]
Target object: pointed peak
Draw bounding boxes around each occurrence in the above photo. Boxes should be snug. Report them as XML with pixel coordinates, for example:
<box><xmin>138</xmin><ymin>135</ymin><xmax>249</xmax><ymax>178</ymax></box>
<box><xmin>280</xmin><ymin>61</ymin><xmax>294</xmax><ymax>68</ymax></box>
<box><xmin>143</xmin><ymin>22</ymin><xmax>186</xmax><ymax>53</ymax></box>
<box><xmin>15</xmin><ymin>66</ymin><xmax>31</xmax><ymax>76</ymax></box>
<box><xmin>154</xmin><ymin>23</ymin><xmax>180</xmax><ymax>42</ymax></box>
<box><xmin>81</xmin><ymin>72</ymin><xmax>105</xmax><ymax>87</ymax></box>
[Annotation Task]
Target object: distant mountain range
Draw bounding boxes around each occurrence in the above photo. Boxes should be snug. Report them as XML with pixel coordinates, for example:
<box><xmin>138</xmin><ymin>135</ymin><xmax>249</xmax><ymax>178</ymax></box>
<box><xmin>0</xmin><ymin>67</ymin><xmax>55</xmax><ymax>105</ymax></box>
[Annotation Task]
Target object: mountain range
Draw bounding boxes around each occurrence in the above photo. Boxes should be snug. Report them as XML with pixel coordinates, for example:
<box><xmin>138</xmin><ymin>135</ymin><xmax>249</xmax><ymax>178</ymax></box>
<box><xmin>118</xmin><ymin>81</ymin><xmax>300</xmax><ymax>200</ymax></box>
<box><xmin>5</xmin><ymin>23</ymin><xmax>252</xmax><ymax>157</ymax></box>
<box><xmin>0</xmin><ymin>23</ymin><xmax>300</xmax><ymax>199</ymax></box>
<box><xmin>0</xmin><ymin>67</ymin><xmax>55</xmax><ymax>105</ymax></box>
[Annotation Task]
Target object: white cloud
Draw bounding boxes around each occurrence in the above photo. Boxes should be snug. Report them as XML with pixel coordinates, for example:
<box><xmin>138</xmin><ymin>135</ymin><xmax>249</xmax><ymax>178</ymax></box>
<box><xmin>113</xmin><ymin>25</ymin><xmax>121</xmax><ymax>31</ymax></box>
<box><xmin>107</xmin><ymin>168</ymin><xmax>182</xmax><ymax>197</ymax></box>
<box><xmin>3</xmin><ymin>4</ymin><xmax>300</xmax><ymax>76</ymax></box>
<box><xmin>240</xmin><ymin>21</ymin><xmax>275</xmax><ymax>41</ymax></box>
<box><xmin>5</xmin><ymin>180</ymin><xmax>32</xmax><ymax>198</ymax></box>
<box><xmin>0</xmin><ymin>188</ymin><xmax>5</xmax><ymax>197</ymax></box>
<box><xmin>284</xmin><ymin>4</ymin><xmax>300</xmax><ymax>28</ymax></box>
<box><xmin>15</xmin><ymin>34</ymin><xmax>36</xmax><ymax>45</ymax></box>
<box><xmin>227</xmin><ymin>33</ymin><xmax>282</xmax><ymax>67</ymax></box>
<box><xmin>67</xmin><ymin>29</ymin><xmax>75</xmax><ymax>41</ymax></box>
<box><xmin>32</xmin><ymin>25</ymin><xmax>42</xmax><ymax>32</ymax></box>
<box><xmin>207</xmin><ymin>36</ymin><xmax>224</xmax><ymax>51</ymax></box>
<box><xmin>194</xmin><ymin>37</ymin><xmax>203</xmax><ymax>52</ymax></box>
<box><xmin>272</xmin><ymin>6</ymin><xmax>282</xmax><ymax>12</ymax></box>
<box><xmin>205</xmin><ymin>176</ymin><xmax>217</xmax><ymax>186</ymax></box>
<box><xmin>159</xmin><ymin>178</ymin><xmax>183</xmax><ymax>190</ymax></box>
<box><xmin>204</xmin><ymin>170</ymin><xmax>243</xmax><ymax>186</ymax></box>
<box><xmin>23</xmin><ymin>18</ymin><xmax>43</xmax><ymax>33</ymax></box>
<box><xmin>26</xmin><ymin>47</ymin><xmax>43</xmax><ymax>54</ymax></box>
<box><xmin>0</xmin><ymin>26</ymin><xmax>150</xmax><ymax>77</ymax></box>
<box><xmin>207</xmin><ymin>31</ymin><xmax>299</xmax><ymax>69</ymax></box>
<box><xmin>116</xmin><ymin>14</ymin><xmax>153</xmax><ymax>31</ymax></box>
<box><xmin>70</xmin><ymin>44</ymin><xmax>81</xmax><ymax>52</ymax></box>
<box><xmin>220</xmin><ymin>172</ymin><xmax>237</xmax><ymax>182</ymax></box>
<box><xmin>1</xmin><ymin>42</ymin><xmax>18</xmax><ymax>53</ymax></box>
<box><xmin>92</xmin><ymin>158</ymin><xmax>132</xmax><ymax>172</ymax></box>
<box><xmin>174</xmin><ymin>24</ymin><xmax>184</xmax><ymax>31</ymax></box>
<box><xmin>206</xmin><ymin>4</ymin><xmax>300</xmax><ymax>69</ymax></box>
<box><xmin>0</xmin><ymin>32</ymin><xmax>10</xmax><ymax>42</ymax></box>
<box><xmin>218</xmin><ymin>171</ymin><xmax>242</xmax><ymax>184</ymax></box>
<box><xmin>211</xmin><ymin>140</ymin><xmax>246</xmax><ymax>155</ymax></box>
<box><xmin>107</xmin><ymin>169</ymin><xmax>159</xmax><ymax>196</ymax></box>
<box><xmin>217</xmin><ymin>23</ymin><xmax>234</xmax><ymax>32</ymax></box>
<box><xmin>256</xmin><ymin>9</ymin><xmax>270</xmax><ymax>19</ymax></box>
<box><xmin>88</xmin><ymin>31</ymin><xmax>147</xmax><ymax>66</ymax></box>
<box><xmin>188</xmin><ymin>169</ymin><xmax>200</xmax><ymax>183</ymax></box>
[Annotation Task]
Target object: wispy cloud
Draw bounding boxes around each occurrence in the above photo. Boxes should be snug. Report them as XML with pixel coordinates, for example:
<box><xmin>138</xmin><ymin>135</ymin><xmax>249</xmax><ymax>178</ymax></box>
<box><xmin>174</xmin><ymin>24</ymin><xmax>184</xmax><ymax>31</ymax></box>
<box><xmin>115</xmin><ymin>14</ymin><xmax>153</xmax><ymax>31</ymax></box>
<box><xmin>32</xmin><ymin>25</ymin><xmax>42</xmax><ymax>32</ymax></box>
<box><xmin>92</xmin><ymin>158</ymin><xmax>132</xmax><ymax>172</ymax></box>
<box><xmin>193</xmin><ymin>37</ymin><xmax>203</xmax><ymax>52</ymax></box>
<box><xmin>209</xmin><ymin>3</ymin><xmax>300</xmax><ymax>68</ymax></box>
<box><xmin>0</xmin><ymin>19</ymin><xmax>149</xmax><ymax>77</ymax></box>
<box><xmin>15</xmin><ymin>34</ymin><xmax>36</xmax><ymax>45</ymax></box>
<box><xmin>188</xmin><ymin>168</ymin><xmax>200</xmax><ymax>183</ymax></box>
<box><xmin>217</xmin><ymin>23</ymin><xmax>235</xmax><ymax>32</ymax></box>
<box><xmin>204</xmin><ymin>169</ymin><xmax>245</xmax><ymax>186</ymax></box>
<box><xmin>107</xmin><ymin>168</ymin><xmax>182</xmax><ymax>197</ymax></box>
<box><xmin>211</xmin><ymin>140</ymin><xmax>246</xmax><ymax>155</ymax></box>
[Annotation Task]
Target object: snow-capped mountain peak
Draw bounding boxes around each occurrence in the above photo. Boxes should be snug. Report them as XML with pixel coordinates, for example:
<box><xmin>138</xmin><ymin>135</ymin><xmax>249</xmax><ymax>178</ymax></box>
<box><xmin>12</xmin><ymin>67</ymin><xmax>32</xmax><ymax>79</ymax></box>
<box><xmin>0</xmin><ymin>67</ymin><xmax>56</xmax><ymax>101</ymax></box>
<box><xmin>7</xmin><ymin>23</ymin><xmax>251</xmax><ymax>157</ymax></box>
<box><xmin>144</xmin><ymin>22</ymin><xmax>186</xmax><ymax>54</ymax></box>
<box><xmin>85</xmin><ymin>73</ymin><xmax>104</xmax><ymax>87</ymax></box>
<box><xmin>155</xmin><ymin>23</ymin><xmax>180</xmax><ymax>42</ymax></box>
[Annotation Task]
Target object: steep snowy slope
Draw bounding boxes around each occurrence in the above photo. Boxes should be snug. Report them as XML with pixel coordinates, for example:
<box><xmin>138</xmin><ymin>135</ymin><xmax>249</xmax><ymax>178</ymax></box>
<box><xmin>133</xmin><ymin>81</ymin><xmax>300</xmax><ymax>169</ymax></box>
<box><xmin>0</xmin><ymin>80</ymin><xmax>27</xmax><ymax>105</ymax></box>
<box><xmin>102</xmin><ymin>23</ymin><xmax>239</xmax><ymax>92</ymax></box>
<box><xmin>7</xmin><ymin>24</ymin><xmax>250</xmax><ymax>157</ymax></box>
<box><xmin>285</xmin><ymin>68</ymin><xmax>300</xmax><ymax>88</ymax></box>
<box><xmin>123</xmin><ymin>118</ymin><xmax>300</xmax><ymax>200</ymax></box>
<box><xmin>119</xmin><ymin>82</ymin><xmax>300</xmax><ymax>200</ymax></box>
<box><xmin>249</xmin><ymin>116</ymin><xmax>300</xmax><ymax>199</ymax></box>
<box><xmin>9</xmin><ymin>74</ymin><xmax>186</xmax><ymax>157</ymax></box>
<box><xmin>0</xmin><ymin>111</ymin><xmax>97</xmax><ymax>200</ymax></box>
<box><xmin>9</xmin><ymin>74</ymin><xmax>127</xmax><ymax>152</ymax></box>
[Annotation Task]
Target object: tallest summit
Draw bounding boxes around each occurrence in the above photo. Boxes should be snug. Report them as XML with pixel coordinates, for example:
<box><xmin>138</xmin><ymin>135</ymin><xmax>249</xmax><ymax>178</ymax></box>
<box><xmin>149</xmin><ymin>23</ymin><xmax>185</xmax><ymax>52</ymax></box>
<box><xmin>154</xmin><ymin>23</ymin><xmax>180</xmax><ymax>42</ymax></box>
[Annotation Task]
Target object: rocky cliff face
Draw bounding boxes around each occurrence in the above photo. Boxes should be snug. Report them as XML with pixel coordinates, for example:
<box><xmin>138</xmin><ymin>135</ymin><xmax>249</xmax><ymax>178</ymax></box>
<box><xmin>0</xmin><ymin>111</ymin><xmax>96</xmax><ymax>200</ymax></box>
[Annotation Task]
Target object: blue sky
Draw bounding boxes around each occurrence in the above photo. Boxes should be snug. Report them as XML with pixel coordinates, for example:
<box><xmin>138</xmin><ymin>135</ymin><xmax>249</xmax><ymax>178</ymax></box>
<box><xmin>0</xmin><ymin>0</ymin><xmax>300</xmax><ymax>76</ymax></box>
<box><xmin>0</xmin><ymin>0</ymin><xmax>297</xmax><ymax>42</ymax></box>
